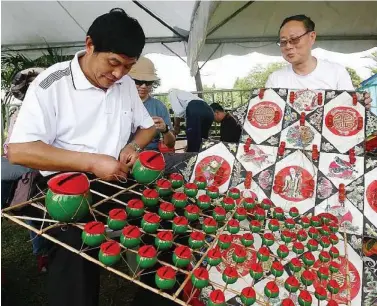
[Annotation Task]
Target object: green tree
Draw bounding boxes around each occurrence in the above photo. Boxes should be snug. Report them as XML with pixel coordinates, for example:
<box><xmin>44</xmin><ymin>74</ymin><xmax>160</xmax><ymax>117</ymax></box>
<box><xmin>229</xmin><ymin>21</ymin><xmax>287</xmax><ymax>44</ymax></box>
<box><xmin>346</xmin><ymin>67</ymin><xmax>362</xmax><ymax>89</ymax></box>
<box><xmin>364</xmin><ymin>51</ymin><xmax>377</xmax><ymax>75</ymax></box>
<box><xmin>233</xmin><ymin>62</ymin><xmax>287</xmax><ymax>106</ymax></box>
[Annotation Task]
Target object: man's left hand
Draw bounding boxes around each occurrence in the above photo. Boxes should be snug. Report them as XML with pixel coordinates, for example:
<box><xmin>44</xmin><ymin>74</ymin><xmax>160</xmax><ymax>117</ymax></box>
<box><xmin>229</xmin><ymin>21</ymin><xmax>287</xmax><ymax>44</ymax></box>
<box><xmin>120</xmin><ymin>144</ymin><xmax>139</xmax><ymax>167</ymax></box>
<box><xmin>152</xmin><ymin>116</ymin><xmax>167</xmax><ymax>132</ymax></box>
<box><xmin>364</xmin><ymin>92</ymin><xmax>372</xmax><ymax>110</ymax></box>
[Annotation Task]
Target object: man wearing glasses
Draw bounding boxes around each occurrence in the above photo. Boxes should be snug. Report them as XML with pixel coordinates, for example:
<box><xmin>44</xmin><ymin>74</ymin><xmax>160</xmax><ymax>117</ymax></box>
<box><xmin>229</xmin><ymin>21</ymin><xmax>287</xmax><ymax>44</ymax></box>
<box><xmin>266</xmin><ymin>14</ymin><xmax>372</xmax><ymax>109</ymax></box>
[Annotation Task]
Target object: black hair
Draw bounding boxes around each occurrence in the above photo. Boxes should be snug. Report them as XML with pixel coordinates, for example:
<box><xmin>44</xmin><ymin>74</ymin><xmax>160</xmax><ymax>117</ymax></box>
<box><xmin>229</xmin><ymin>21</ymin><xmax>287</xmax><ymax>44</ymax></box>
<box><xmin>210</xmin><ymin>103</ymin><xmax>224</xmax><ymax>112</ymax></box>
<box><xmin>279</xmin><ymin>14</ymin><xmax>315</xmax><ymax>32</ymax></box>
<box><xmin>87</xmin><ymin>8</ymin><xmax>145</xmax><ymax>58</ymax></box>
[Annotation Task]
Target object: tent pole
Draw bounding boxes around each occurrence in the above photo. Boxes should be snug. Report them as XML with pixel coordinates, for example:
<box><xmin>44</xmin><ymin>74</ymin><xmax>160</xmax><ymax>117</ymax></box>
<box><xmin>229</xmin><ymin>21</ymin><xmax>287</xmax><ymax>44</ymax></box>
<box><xmin>195</xmin><ymin>70</ymin><xmax>204</xmax><ymax>98</ymax></box>
<box><xmin>133</xmin><ymin>1</ymin><xmax>187</xmax><ymax>41</ymax></box>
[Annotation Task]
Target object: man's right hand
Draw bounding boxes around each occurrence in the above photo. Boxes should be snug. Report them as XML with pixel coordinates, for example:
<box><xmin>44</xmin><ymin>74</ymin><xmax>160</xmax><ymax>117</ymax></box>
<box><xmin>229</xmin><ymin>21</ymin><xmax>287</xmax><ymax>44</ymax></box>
<box><xmin>89</xmin><ymin>154</ymin><xmax>129</xmax><ymax>181</ymax></box>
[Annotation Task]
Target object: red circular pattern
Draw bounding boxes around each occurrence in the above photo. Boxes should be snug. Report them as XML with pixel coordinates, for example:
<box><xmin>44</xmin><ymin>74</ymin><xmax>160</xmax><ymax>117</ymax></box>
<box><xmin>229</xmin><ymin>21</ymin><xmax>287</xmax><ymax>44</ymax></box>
<box><xmin>366</xmin><ymin>180</ymin><xmax>377</xmax><ymax>213</ymax></box>
<box><xmin>215</xmin><ymin>235</ymin><xmax>257</xmax><ymax>277</ymax></box>
<box><xmin>275</xmin><ymin>166</ymin><xmax>314</xmax><ymax>202</ymax></box>
<box><xmin>325</xmin><ymin>106</ymin><xmax>362</xmax><ymax>136</ymax></box>
<box><xmin>195</xmin><ymin>155</ymin><xmax>231</xmax><ymax>187</ymax></box>
<box><xmin>247</xmin><ymin>101</ymin><xmax>282</xmax><ymax>129</ymax></box>
<box><xmin>313</xmin><ymin>256</ymin><xmax>360</xmax><ymax>303</ymax></box>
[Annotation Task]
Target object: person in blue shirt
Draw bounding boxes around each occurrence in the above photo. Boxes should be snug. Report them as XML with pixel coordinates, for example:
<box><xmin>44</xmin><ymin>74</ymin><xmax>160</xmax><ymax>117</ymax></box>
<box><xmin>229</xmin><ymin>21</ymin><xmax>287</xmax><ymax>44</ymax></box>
<box><xmin>129</xmin><ymin>57</ymin><xmax>176</xmax><ymax>152</ymax></box>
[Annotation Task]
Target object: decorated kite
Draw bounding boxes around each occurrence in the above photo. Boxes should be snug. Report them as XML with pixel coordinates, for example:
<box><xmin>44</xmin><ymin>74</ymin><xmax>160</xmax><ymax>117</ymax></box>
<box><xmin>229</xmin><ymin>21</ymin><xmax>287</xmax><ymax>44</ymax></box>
<box><xmin>2</xmin><ymin>87</ymin><xmax>377</xmax><ymax>306</ymax></box>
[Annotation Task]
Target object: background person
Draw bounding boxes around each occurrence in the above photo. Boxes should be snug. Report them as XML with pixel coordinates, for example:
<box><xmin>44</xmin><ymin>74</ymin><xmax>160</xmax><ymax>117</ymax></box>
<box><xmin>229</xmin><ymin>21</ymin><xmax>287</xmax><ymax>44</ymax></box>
<box><xmin>210</xmin><ymin>102</ymin><xmax>242</xmax><ymax>143</ymax></box>
<box><xmin>128</xmin><ymin>56</ymin><xmax>175</xmax><ymax>152</ymax></box>
<box><xmin>168</xmin><ymin>89</ymin><xmax>214</xmax><ymax>152</ymax></box>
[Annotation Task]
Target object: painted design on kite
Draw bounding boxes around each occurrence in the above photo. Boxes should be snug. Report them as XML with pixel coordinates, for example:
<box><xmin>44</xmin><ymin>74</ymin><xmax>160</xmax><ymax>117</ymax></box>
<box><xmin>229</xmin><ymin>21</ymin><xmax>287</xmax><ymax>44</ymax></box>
<box><xmin>247</xmin><ymin>101</ymin><xmax>282</xmax><ymax>129</ymax></box>
<box><xmin>241</xmin><ymin>145</ymin><xmax>271</xmax><ymax>168</ymax></box>
<box><xmin>366</xmin><ymin>180</ymin><xmax>377</xmax><ymax>214</ymax></box>
<box><xmin>317</xmin><ymin>177</ymin><xmax>334</xmax><ymax>199</ymax></box>
<box><xmin>258</xmin><ymin>170</ymin><xmax>273</xmax><ymax>190</ymax></box>
<box><xmin>195</xmin><ymin>155</ymin><xmax>231</xmax><ymax>187</ymax></box>
<box><xmin>325</xmin><ymin>106</ymin><xmax>362</xmax><ymax>136</ymax></box>
<box><xmin>274</xmin><ymin>166</ymin><xmax>314</xmax><ymax>202</ymax></box>
<box><xmin>286</xmin><ymin>125</ymin><xmax>315</xmax><ymax>147</ymax></box>
<box><xmin>293</xmin><ymin>89</ymin><xmax>318</xmax><ymax>112</ymax></box>
<box><xmin>328</xmin><ymin>156</ymin><xmax>358</xmax><ymax>180</ymax></box>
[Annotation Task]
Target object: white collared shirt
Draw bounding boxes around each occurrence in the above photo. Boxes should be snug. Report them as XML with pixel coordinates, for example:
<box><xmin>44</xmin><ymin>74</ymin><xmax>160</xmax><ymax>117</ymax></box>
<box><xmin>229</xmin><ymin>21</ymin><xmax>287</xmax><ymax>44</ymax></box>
<box><xmin>9</xmin><ymin>50</ymin><xmax>154</xmax><ymax>176</ymax></box>
<box><xmin>266</xmin><ymin>59</ymin><xmax>354</xmax><ymax>90</ymax></box>
<box><xmin>168</xmin><ymin>88</ymin><xmax>203</xmax><ymax>118</ymax></box>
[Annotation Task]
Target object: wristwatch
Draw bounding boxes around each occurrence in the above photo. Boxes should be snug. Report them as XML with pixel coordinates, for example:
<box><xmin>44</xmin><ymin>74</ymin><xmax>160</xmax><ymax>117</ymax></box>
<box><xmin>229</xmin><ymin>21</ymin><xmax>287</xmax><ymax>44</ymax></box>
<box><xmin>162</xmin><ymin>125</ymin><xmax>169</xmax><ymax>134</ymax></box>
<box><xmin>129</xmin><ymin>141</ymin><xmax>142</xmax><ymax>153</ymax></box>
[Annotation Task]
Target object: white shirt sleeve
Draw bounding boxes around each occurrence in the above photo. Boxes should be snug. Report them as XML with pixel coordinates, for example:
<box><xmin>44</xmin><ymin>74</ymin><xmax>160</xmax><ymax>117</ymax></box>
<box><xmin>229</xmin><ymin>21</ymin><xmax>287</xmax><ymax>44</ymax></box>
<box><xmin>337</xmin><ymin>66</ymin><xmax>355</xmax><ymax>91</ymax></box>
<box><xmin>129</xmin><ymin>82</ymin><xmax>154</xmax><ymax>133</ymax></box>
<box><xmin>265</xmin><ymin>74</ymin><xmax>275</xmax><ymax>88</ymax></box>
<box><xmin>9</xmin><ymin>83</ymin><xmax>56</xmax><ymax>145</ymax></box>
<box><xmin>168</xmin><ymin>89</ymin><xmax>186</xmax><ymax>118</ymax></box>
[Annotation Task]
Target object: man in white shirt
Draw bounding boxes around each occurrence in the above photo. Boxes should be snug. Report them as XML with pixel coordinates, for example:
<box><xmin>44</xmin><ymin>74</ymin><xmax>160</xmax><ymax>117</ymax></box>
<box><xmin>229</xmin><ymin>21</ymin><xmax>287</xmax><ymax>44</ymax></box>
<box><xmin>8</xmin><ymin>8</ymin><xmax>156</xmax><ymax>306</ymax></box>
<box><xmin>266</xmin><ymin>14</ymin><xmax>372</xmax><ymax>108</ymax></box>
<box><xmin>168</xmin><ymin>88</ymin><xmax>214</xmax><ymax>152</ymax></box>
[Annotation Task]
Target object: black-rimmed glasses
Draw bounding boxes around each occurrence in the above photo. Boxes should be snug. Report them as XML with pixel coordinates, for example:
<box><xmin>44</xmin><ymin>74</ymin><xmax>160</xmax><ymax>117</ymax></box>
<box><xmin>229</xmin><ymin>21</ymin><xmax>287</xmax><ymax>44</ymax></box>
<box><xmin>277</xmin><ymin>31</ymin><xmax>311</xmax><ymax>47</ymax></box>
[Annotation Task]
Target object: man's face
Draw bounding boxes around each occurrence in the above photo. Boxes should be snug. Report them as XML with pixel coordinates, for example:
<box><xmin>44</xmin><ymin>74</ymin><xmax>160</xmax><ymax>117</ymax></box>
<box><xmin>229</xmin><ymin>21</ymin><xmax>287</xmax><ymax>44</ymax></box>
<box><xmin>85</xmin><ymin>38</ymin><xmax>138</xmax><ymax>89</ymax></box>
<box><xmin>279</xmin><ymin>20</ymin><xmax>316</xmax><ymax>65</ymax></box>
<box><xmin>135</xmin><ymin>81</ymin><xmax>153</xmax><ymax>101</ymax></box>
<box><xmin>214</xmin><ymin>111</ymin><xmax>224</xmax><ymax>123</ymax></box>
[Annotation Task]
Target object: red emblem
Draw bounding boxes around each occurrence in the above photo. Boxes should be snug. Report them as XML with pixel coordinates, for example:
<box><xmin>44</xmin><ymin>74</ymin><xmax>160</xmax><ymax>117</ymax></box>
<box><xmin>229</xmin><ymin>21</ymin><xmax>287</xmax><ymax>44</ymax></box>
<box><xmin>366</xmin><ymin>180</ymin><xmax>377</xmax><ymax>213</ymax></box>
<box><xmin>325</xmin><ymin>106</ymin><xmax>362</xmax><ymax>136</ymax></box>
<box><xmin>247</xmin><ymin>101</ymin><xmax>282</xmax><ymax>129</ymax></box>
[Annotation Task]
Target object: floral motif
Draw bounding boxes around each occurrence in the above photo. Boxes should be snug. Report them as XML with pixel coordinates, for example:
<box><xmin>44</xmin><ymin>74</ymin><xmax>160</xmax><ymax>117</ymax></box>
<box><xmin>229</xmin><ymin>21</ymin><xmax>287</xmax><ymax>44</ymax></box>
<box><xmin>366</xmin><ymin>223</ymin><xmax>377</xmax><ymax>238</ymax></box>
<box><xmin>283</xmin><ymin>107</ymin><xmax>298</xmax><ymax>129</ymax></box>
<box><xmin>366</xmin><ymin>111</ymin><xmax>377</xmax><ymax>137</ymax></box>
<box><xmin>181</xmin><ymin>156</ymin><xmax>197</xmax><ymax>181</ymax></box>
<box><xmin>308</xmin><ymin>108</ymin><xmax>323</xmax><ymax>132</ymax></box>
<box><xmin>355</xmin><ymin>145</ymin><xmax>364</xmax><ymax>156</ymax></box>
<box><xmin>266</xmin><ymin>136</ymin><xmax>279</xmax><ymax>146</ymax></box>
<box><xmin>278</xmin><ymin>89</ymin><xmax>287</xmax><ymax>96</ymax></box>
<box><xmin>363</xmin><ymin>266</ymin><xmax>377</xmax><ymax>305</ymax></box>
<box><xmin>231</xmin><ymin>103</ymin><xmax>248</xmax><ymax>125</ymax></box>
<box><xmin>322</xmin><ymin>142</ymin><xmax>335</xmax><ymax>152</ymax></box>
<box><xmin>230</xmin><ymin>160</ymin><xmax>243</xmax><ymax>187</ymax></box>
<box><xmin>349</xmin><ymin>235</ymin><xmax>362</xmax><ymax>250</ymax></box>
<box><xmin>317</xmin><ymin>177</ymin><xmax>334</xmax><ymax>199</ymax></box>
<box><xmin>366</xmin><ymin>158</ymin><xmax>377</xmax><ymax>170</ymax></box>
<box><xmin>326</xmin><ymin>91</ymin><xmax>336</xmax><ymax>100</ymax></box>
<box><xmin>346</xmin><ymin>177</ymin><xmax>364</xmax><ymax>211</ymax></box>
<box><xmin>201</xmin><ymin>141</ymin><xmax>214</xmax><ymax>150</ymax></box>
<box><xmin>226</xmin><ymin>143</ymin><xmax>237</xmax><ymax>153</ymax></box>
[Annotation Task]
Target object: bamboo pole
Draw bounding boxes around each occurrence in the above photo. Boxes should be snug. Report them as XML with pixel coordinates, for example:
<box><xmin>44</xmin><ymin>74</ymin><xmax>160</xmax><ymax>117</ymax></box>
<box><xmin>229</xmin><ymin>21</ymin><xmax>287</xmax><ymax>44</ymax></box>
<box><xmin>1</xmin><ymin>195</ymin><xmax>46</xmax><ymax>212</ymax></box>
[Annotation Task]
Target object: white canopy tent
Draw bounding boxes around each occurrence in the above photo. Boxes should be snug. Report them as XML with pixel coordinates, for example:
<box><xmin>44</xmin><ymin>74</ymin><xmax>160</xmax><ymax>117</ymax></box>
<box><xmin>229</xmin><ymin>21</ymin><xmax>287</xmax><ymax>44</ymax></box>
<box><xmin>2</xmin><ymin>1</ymin><xmax>377</xmax><ymax>89</ymax></box>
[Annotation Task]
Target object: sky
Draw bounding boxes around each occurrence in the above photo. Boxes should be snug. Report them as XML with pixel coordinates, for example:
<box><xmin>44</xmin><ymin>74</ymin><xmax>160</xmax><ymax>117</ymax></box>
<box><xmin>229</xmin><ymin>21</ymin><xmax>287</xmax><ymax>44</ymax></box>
<box><xmin>147</xmin><ymin>47</ymin><xmax>377</xmax><ymax>94</ymax></box>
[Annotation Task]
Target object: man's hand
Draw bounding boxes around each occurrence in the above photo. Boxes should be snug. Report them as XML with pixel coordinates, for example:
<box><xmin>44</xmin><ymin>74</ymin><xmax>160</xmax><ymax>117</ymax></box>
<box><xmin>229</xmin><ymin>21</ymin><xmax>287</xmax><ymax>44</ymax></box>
<box><xmin>152</xmin><ymin>116</ymin><xmax>167</xmax><ymax>132</ymax></box>
<box><xmin>90</xmin><ymin>154</ymin><xmax>129</xmax><ymax>181</ymax></box>
<box><xmin>120</xmin><ymin>144</ymin><xmax>139</xmax><ymax>168</ymax></box>
<box><xmin>364</xmin><ymin>92</ymin><xmax>372</xmax><ymax>110</ymax></box>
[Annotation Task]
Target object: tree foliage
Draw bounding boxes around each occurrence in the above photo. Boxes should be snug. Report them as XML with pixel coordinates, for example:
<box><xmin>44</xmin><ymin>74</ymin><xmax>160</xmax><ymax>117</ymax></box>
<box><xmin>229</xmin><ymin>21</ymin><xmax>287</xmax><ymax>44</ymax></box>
<box><xmin>345</xmin><ymin>67</ymin><xmax>363</xmax><ymax>89</ymax></box>
<box><xmin>364</xmin><ymin>51</ymin><xmax>377</xmax><ymax>75</ymax></box>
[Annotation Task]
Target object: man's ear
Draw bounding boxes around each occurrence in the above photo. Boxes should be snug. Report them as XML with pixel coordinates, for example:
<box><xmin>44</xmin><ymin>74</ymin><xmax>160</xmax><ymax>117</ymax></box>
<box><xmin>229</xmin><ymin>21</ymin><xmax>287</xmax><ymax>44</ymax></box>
<box><xmin>85</xmin><ymin>36</ymin><xmax>95</xmax><ymax>55</ymax></box>
<box><xmin>309</xmin><ymin>31</ymin><xmax>316</xmax><ymax>46</ymax></box>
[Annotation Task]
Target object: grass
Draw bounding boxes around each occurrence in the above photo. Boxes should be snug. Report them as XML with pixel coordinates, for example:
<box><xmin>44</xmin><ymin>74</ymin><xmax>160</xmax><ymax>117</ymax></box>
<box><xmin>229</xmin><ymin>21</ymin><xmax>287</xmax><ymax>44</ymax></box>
<box><xmin>1</xmin><ymin>219</ymin><xmax>137</xmax><ymax>306</ymax></box>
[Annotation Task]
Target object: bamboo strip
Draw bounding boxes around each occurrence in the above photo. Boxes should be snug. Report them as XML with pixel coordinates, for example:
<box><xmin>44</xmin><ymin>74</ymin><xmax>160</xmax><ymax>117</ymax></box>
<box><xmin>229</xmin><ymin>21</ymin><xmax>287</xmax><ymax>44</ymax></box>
<box><xmin>2</xmin><ymin>212</ymin><xmax>187</xmax><ymax>305</ymax></box>
<box><xmin>1</xmin><ymin>195</ymin><xmax>46</xmax><ymax>212</ymax></box>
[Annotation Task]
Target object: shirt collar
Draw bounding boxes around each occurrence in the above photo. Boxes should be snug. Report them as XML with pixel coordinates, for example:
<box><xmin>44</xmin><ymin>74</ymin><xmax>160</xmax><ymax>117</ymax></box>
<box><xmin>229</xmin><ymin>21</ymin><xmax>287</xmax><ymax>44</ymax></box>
<box><xmin>70</xmin><ymin>50</ymin><xmax>123</xmax><ymax>90</ymax></box>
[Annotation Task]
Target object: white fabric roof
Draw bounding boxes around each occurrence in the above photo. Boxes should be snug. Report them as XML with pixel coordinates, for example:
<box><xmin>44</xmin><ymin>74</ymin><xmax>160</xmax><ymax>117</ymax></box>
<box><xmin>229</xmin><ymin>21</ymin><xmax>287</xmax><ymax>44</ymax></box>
<box><xmin>188</xmin><ymin>1</ymin><xmax>377</xmax><ymax>75</ymax></box>
<box><xmin>1</xmin><ymin>1</ymin><xmax>193</xmax><ymax>58</ymax></box>
<box><xmin>2</xmin><ymin>1</ymin><xmax>377</xmax><ymax>77</ymax></box>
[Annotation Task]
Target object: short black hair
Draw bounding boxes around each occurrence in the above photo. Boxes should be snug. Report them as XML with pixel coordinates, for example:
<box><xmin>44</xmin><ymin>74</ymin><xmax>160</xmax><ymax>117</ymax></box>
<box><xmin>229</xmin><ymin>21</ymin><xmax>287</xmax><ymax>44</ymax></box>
<box><xmin>87</xmin><ymin>8</ymin><xmax>145</xmax><ymax>58</ymax></box>
<box><xmin>279</xmin><ymin>14</ymin><xmax>315</xmax><ymax>32</ymax></box>
<box><xmin>210</xmin><ymin>103</ymin><xmax>224</xmax><ymax>112</ymax></box>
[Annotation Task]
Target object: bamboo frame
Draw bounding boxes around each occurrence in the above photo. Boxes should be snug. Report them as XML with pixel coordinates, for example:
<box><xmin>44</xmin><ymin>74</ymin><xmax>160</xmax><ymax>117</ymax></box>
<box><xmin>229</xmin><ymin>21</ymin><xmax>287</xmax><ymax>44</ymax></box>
<box><xmin>1</xmin><ymin>177</ymin><xmax>353</xmax><ymax>306</ymax></box>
